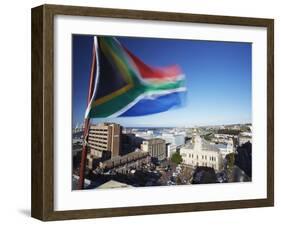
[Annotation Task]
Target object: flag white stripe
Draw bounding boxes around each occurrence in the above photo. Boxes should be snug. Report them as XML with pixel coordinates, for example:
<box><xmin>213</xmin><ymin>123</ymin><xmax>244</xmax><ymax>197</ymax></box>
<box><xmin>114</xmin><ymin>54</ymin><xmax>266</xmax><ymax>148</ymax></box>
<box><xmin>108</xmin><ymin>87</ymin><xmax>187</xmax><ymax>118</ymax></box>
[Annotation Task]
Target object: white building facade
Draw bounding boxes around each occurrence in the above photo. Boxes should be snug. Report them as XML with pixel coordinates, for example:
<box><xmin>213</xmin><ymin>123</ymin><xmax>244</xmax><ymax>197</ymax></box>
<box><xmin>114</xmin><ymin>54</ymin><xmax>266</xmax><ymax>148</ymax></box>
<box><xmin>180</xmin><ymin>133</ymin><xmax>223</xmax><ymax>171</ymax></box>
<box><xmin>166</xmin><ymin>143</ymin><xmax>177</xmax><ymax>158</ymax></box>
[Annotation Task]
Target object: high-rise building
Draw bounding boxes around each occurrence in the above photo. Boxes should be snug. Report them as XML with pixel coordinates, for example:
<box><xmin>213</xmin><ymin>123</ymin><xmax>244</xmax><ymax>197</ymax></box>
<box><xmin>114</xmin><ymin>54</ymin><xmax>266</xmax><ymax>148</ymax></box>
<box><xmin>141</xmin><ymin>138</ymin><xmax>166</xmax><ymax>161</ymax></box>
<box><xmin>87</xmin><ymin>123</ymin><xmax>121</xmax><ymax>167</ymax></box>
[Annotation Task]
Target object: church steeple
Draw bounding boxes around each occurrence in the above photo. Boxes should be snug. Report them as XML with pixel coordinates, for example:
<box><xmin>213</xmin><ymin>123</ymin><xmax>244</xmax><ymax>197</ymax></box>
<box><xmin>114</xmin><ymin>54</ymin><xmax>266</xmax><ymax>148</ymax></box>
<box><xmin>192</xmin><ymin>128</ymin><xmax>197</xmax><ymax>144</ymax></box>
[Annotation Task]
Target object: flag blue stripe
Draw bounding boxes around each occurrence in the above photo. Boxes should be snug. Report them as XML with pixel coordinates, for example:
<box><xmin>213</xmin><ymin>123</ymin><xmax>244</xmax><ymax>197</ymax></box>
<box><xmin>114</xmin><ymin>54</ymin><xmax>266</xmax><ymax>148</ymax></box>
<box><xmin>119</xmin><ymin>92</ymin><xmax>186</xmax><ymax>117</ymax></box>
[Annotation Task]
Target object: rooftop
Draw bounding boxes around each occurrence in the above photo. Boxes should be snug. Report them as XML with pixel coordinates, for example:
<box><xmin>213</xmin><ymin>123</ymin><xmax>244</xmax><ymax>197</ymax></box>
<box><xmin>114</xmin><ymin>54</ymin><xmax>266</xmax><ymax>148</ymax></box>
<box><xmin>215</xmin><ymin>143</ymin><xmax>227</xmax><ymax>149</ymax></box>
<box><xmin>97</xmin><ymin>180</ymin><xmax>132</xmax><ymax>189</ymax></box>
<box><xmin>101</xmin><ymin>150</ymin><xmax>149</xmax><ymax>166</ymax></box>
<box><xmin>183</xmin><ymin>136</ymin><xmax>220</xmax><ymax>153</ymax></box>
<box><xmin>201</xmin><ymin>139</ymin><xmax>220</xmax><ymax>153</ymax></box>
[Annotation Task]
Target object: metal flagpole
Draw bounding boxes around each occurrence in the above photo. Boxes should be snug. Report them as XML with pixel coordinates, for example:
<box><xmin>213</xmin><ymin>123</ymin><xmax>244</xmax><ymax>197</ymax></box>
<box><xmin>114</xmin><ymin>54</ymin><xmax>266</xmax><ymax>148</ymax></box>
<box><xmin>78</xmin><ymin>37</ymin><xmax>97</xmax><ymax>189</ymax></box>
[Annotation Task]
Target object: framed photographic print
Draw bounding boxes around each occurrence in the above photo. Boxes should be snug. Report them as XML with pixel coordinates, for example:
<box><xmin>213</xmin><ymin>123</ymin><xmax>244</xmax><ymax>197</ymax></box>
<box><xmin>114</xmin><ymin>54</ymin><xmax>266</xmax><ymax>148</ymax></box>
<box><xmin>31</xmin><ymin>4</ymin><xmax>274</xmax><ymax>221</ymax></box>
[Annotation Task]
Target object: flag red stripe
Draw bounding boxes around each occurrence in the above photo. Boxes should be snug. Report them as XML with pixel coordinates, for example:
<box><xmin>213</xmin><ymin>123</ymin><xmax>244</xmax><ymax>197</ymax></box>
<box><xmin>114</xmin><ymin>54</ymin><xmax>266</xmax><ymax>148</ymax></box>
<box><xmin>124</xmin><ymin>47</ymin><xmax>182</xmax><ymax>80</ymax></box>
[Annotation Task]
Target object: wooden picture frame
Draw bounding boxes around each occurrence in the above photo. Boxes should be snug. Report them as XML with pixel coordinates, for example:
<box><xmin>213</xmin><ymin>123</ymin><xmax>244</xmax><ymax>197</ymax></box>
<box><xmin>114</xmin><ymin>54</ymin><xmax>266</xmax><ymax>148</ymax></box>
<box><xmin>31</xmin><ymin>4</ymin><xmax>274</xmax><ymax>221</ymax></box>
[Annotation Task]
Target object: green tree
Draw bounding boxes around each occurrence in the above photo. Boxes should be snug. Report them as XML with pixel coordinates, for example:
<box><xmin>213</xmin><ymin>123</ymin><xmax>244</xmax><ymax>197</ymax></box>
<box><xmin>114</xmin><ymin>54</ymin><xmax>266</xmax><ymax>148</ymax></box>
<box><xmin>203</xmin><ymin>133</ymin><xmax>213</xmax><ymax>141</ymax></box>
<box><xmin>171</xmin><ymin>152</ymin><xmax>183</xmax><ymax>165</ymax></box>
<box><xmin>226</xmin><ymin>153</ymin><xmax>235</xmax><ymax>170</ymax></box>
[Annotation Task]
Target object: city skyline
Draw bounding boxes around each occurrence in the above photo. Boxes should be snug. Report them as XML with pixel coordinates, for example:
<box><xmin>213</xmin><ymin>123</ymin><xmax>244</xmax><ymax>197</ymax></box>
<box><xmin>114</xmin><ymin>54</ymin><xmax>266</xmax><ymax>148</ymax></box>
<box><xmin>72</xmin><ymin>35</ymin><xmax>252</xmax><ymax>127</ymax></box>
<box><xmin>72</xmin><ymin>121</ymin><xmax>252</xmax><ymax>189</ymax></box>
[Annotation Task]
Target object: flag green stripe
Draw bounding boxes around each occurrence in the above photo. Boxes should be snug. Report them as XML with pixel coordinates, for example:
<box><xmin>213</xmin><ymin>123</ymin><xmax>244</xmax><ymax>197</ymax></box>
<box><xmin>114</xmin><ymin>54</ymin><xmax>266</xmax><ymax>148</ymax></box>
<box><xmin>144</xmin><ymin>79</ymin><xmax>186</xmax><ymax>92</ymax></box>
<box><xmin>89</xmin><ymin>79</ymin><xmax>185</xmax><ymax>118</ymax></box>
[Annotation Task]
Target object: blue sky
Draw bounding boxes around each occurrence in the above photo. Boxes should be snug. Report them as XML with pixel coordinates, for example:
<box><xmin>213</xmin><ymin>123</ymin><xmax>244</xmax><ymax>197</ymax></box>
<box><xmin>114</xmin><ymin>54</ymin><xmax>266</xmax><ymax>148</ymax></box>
<box><xmin>72</xmin><ymin>35</ymin><xmax>252</xmax><ymax>127</ymax></box>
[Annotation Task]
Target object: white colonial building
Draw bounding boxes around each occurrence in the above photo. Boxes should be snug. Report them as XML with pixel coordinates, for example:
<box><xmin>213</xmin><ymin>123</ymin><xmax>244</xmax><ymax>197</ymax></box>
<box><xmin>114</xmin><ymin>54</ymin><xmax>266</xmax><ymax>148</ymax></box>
<box><xmin>180</xmin><ymin>130</ymin><xmax>223</xmax><ymax>171</ymax></box>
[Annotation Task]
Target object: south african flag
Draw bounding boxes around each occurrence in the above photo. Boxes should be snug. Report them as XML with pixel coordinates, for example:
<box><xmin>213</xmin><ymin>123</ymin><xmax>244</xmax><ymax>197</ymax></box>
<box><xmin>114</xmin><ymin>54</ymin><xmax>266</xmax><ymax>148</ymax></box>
<box><xmin>85</xmin><ymin>36</ymin><xmax>187</xmax><ymax>118</ymax></box>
